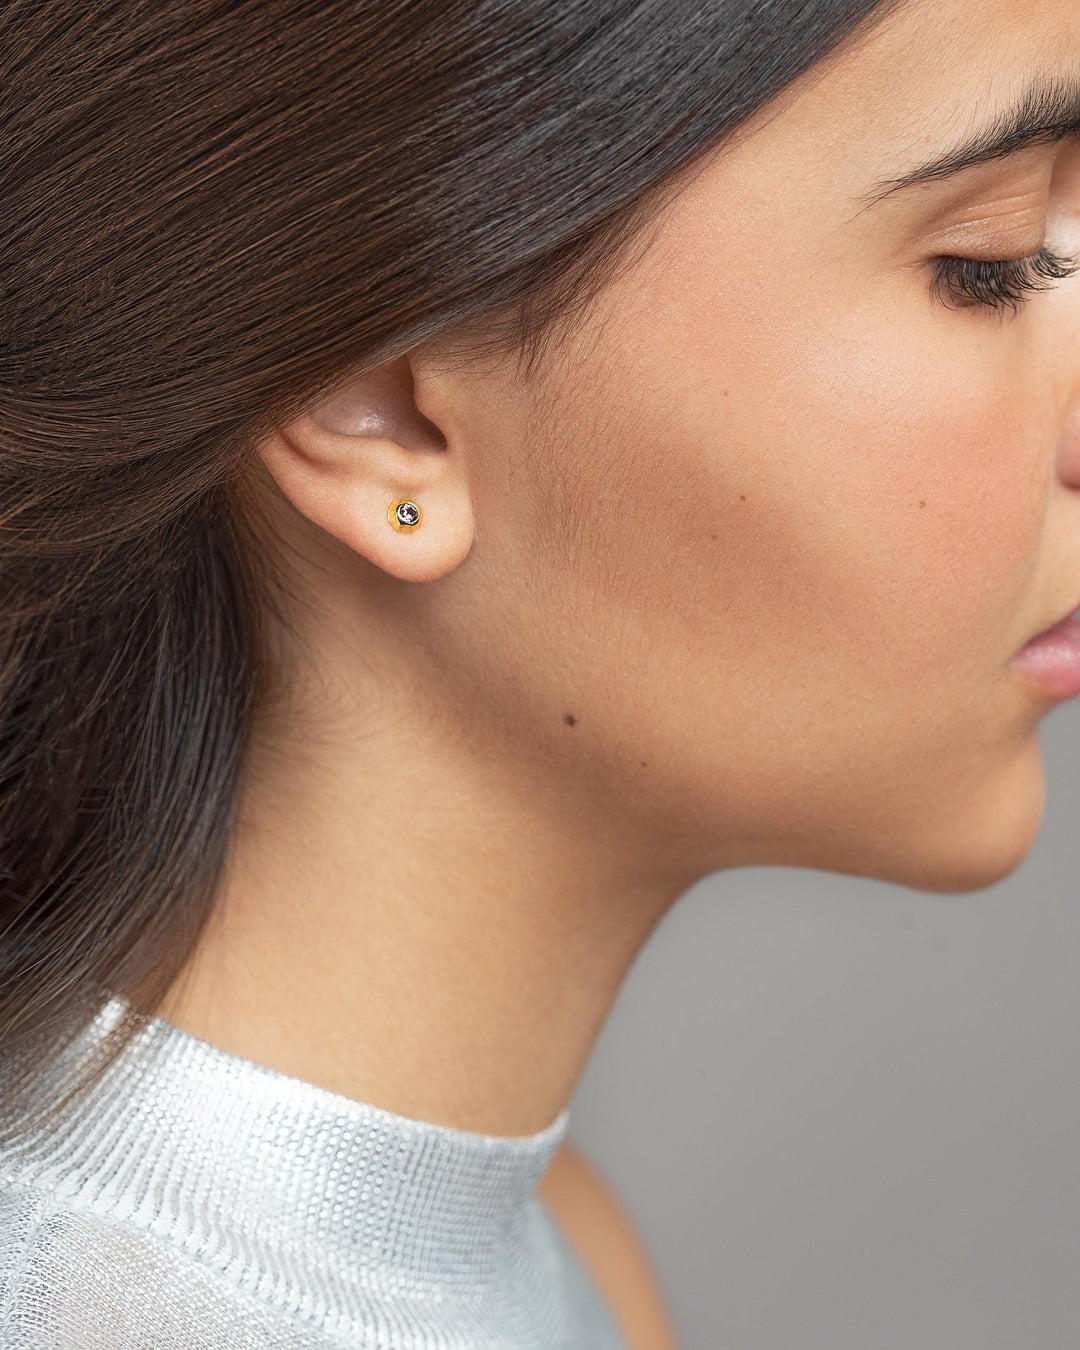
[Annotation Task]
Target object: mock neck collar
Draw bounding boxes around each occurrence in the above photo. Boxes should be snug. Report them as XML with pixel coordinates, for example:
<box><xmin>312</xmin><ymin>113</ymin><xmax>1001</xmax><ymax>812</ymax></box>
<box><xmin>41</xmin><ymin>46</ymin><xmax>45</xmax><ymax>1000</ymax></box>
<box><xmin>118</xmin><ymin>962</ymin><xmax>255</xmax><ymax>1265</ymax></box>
<box><xmin>12</xmin><ymin>990</ymin><xmax>570</xmax><ymax>1297</ymax></box>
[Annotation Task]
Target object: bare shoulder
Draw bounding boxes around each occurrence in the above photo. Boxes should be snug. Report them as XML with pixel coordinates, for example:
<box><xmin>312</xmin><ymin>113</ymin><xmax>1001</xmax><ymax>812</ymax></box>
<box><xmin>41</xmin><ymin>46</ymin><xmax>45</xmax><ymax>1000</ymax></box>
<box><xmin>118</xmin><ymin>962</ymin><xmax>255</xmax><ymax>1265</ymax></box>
<box><xmin>537</xmin><ymin>1137</ymin><xmax>681</xmax><ymax>1350</ymax></box>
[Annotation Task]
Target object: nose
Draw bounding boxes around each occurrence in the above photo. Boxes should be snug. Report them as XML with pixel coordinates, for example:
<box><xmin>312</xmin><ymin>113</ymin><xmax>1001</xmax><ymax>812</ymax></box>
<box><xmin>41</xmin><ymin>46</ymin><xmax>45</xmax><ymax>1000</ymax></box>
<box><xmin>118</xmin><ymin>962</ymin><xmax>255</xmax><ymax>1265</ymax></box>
<box><xmin>1048</xmin><ymin>146</ymin><xmax>1080</xmax><ymax>486</ymax></box>
<box><xmin>1056</xmin><ymin>396</ymin><xmax>1080</xmax><ymax>491</ymax></box>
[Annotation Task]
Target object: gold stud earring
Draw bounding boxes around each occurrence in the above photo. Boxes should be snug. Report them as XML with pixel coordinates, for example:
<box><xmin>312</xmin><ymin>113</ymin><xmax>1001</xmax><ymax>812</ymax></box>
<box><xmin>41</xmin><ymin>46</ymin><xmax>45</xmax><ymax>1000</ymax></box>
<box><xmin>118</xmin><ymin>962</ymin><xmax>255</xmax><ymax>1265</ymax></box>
<box><xmin>387</xmin><ymin>498</ymin><xmax>422</xmax><ymax>533</ymax></box>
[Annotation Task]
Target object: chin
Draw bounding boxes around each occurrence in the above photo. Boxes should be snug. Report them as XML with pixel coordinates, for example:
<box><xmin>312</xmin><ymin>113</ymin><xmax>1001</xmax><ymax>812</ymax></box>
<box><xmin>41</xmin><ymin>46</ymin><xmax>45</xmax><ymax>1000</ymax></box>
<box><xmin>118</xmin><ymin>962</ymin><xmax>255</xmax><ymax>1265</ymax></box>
<box><xmin>872</xmin><ymin>735</ymin><xmax>1048</xmax><ymax>896</ymax></box>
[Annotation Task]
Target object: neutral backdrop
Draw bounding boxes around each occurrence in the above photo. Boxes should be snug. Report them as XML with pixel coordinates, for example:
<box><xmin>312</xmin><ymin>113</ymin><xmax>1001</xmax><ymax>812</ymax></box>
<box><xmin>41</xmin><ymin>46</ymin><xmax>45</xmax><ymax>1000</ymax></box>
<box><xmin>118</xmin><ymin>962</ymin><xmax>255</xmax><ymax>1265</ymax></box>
<box><xmin>569</xmin><ymin>698</ymin><xmax>1079</xmax><ymax>1350</ymax></box>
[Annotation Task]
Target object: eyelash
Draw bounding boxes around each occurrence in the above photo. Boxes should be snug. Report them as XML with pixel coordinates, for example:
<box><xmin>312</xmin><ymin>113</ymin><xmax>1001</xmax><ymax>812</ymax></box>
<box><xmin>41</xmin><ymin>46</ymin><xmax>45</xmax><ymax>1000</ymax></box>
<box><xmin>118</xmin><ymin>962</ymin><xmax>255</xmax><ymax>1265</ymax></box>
<box><xmin>931</xmin><ymin>245</ymin><xmax>1080</xmax><ymax>315</ymax></box>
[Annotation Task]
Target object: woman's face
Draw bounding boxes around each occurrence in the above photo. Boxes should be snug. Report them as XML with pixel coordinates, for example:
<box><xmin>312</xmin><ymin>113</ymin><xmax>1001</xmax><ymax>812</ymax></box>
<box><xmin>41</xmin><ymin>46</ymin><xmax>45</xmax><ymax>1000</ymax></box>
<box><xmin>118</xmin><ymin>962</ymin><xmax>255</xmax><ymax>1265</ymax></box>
<box><xmin>380</xmin><ymin>0</ymin><xmax>1080</xmax><ymax>893</ymax></box>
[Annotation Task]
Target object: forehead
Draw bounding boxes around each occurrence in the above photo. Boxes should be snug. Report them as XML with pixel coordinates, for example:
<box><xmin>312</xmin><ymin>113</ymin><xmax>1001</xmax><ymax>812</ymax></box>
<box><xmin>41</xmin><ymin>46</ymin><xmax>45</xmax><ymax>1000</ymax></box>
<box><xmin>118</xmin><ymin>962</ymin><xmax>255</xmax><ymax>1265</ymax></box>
<box><xmin>819</xmin><ymin>0</ymin><xmax>1079</xmax><ymax>107</ymax></box>
<box><xmin>725</xmin><ymin>0</ymin><xmax>1080</xmax><ymax>201</ymax></box>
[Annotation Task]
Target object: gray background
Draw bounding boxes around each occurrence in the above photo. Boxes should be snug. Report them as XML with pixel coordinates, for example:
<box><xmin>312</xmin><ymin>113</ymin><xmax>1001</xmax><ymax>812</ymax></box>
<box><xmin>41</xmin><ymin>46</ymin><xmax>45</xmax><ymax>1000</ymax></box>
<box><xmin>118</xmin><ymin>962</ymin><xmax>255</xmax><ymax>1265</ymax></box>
<box><xmin>569</xmin><ymin>700</ymin><xmax>1079</xmax><ymax>1350</ymax></box>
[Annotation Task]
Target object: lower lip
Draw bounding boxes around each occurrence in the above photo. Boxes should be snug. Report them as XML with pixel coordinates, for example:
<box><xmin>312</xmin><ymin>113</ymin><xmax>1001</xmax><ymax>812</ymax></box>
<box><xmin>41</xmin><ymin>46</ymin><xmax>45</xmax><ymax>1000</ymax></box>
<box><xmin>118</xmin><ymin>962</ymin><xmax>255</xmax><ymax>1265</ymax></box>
<box><xmin>1008</xmin><ymin>611</ymin><xmax>1080</xmax><ymax>700</ymax></box>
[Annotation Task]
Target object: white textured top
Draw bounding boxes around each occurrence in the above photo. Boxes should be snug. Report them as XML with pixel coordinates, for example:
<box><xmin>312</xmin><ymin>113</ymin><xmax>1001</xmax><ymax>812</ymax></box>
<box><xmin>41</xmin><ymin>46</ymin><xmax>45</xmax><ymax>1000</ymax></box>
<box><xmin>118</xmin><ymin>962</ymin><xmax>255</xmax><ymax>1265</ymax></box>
<box><xmin>0</xmin><ymin>991</ymin><xmax>626</xmax><ymax>1349</ymax></box>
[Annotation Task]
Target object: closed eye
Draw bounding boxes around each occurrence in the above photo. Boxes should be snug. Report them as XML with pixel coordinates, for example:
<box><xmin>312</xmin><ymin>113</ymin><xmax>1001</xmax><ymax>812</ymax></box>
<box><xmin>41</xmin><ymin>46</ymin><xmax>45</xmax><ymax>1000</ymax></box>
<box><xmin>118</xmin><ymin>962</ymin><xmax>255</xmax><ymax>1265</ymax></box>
<box><xmin>930</xmin><ymin>245</ymin><xmax>1080</xmax><ymax>315</ymax></box>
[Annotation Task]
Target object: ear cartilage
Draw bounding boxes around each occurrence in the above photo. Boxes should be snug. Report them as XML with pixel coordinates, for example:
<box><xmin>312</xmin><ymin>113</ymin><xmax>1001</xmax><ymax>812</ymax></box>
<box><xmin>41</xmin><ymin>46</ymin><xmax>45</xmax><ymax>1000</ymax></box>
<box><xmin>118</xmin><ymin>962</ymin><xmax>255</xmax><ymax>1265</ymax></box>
<box><xmin>388</xmin><ymin>499</ymin><xmax>422</xmax><ymax>532</ymax></box>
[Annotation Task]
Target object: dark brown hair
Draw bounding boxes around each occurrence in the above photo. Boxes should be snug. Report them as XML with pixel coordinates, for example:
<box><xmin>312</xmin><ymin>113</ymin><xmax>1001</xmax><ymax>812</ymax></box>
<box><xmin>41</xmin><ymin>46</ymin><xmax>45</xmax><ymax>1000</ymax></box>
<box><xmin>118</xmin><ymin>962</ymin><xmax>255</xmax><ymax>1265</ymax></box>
<box><xmin>0</xmin><ymin>0</ymin><xmax>906</xmax><ymax>1137</ymax></box>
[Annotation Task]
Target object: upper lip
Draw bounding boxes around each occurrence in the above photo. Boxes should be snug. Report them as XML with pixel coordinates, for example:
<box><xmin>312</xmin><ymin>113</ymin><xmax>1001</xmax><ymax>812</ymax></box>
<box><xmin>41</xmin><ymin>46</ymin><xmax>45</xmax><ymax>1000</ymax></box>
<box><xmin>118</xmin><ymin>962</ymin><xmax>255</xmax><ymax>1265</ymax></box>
<box><xmin>1033</xmin><ymin>595</ymin><xmax>1080</xmax><ymax>639</ymax></box>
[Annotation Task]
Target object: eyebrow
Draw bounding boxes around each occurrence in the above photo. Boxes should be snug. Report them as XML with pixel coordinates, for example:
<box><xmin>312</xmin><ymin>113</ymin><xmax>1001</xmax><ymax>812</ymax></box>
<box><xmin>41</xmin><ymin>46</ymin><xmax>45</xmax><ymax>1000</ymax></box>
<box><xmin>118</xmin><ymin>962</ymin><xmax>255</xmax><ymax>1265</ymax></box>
<box><xmin>855</xmin><ymin>70</ymin><xmax>1080</xmax><ymax>212</ymax></box>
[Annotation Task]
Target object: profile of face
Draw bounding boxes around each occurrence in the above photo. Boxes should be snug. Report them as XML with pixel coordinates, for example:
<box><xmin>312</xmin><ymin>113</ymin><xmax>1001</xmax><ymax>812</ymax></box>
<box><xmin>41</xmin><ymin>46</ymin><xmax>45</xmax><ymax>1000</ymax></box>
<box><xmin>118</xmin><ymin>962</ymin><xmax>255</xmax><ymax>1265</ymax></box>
<box><xmin>257</xmin><ymin>0</ymin><xmax>1080</xmax><ymax>901</ymax></box>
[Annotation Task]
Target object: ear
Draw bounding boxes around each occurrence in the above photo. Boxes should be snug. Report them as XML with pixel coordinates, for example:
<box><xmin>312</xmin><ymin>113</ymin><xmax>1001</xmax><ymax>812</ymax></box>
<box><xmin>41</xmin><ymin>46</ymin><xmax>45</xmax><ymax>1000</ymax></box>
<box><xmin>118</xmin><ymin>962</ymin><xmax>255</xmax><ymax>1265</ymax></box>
<box><xmin>258</xmin><ymin>352</ymin><xmax>474</xmax><ymax>583</ymax></box>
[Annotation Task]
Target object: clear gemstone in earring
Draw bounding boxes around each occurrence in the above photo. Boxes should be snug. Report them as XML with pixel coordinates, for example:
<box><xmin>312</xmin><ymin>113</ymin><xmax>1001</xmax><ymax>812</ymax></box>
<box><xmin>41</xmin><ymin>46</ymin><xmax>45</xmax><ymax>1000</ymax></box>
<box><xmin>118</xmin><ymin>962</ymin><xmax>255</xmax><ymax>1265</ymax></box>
<box><xmin>388</xmin><ymin>498</ymin><xmax>422</xmax><ymax>532</ymax></box>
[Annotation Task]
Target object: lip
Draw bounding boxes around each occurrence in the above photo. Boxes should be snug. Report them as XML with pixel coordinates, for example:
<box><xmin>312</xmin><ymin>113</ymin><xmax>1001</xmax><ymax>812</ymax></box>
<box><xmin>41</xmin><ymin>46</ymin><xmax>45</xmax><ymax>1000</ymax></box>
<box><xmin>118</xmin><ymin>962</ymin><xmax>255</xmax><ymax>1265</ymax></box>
<box><xmin>1008</xmin><ymin>606</ymin><xmax>1080</xmax><ymax>700</ymax></box>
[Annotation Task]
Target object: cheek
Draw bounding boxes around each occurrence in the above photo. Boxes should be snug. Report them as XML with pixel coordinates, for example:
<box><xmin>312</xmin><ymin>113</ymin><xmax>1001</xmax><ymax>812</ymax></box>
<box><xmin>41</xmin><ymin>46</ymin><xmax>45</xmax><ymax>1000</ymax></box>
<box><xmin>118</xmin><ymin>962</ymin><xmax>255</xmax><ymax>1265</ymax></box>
<box><xmin>587</xmin><ymin>282</ymin><xmax>1049</xmax><ymax>703</ymax></box>
<box><xmin>533</xmin><ymin>303</ymin><xmax>1050</xmax><ymax>886</ymax></box>
<box><xmin>757</xmin><ymin>314</ymin><xmax>1046</xmax><ymax>673</ymax></box>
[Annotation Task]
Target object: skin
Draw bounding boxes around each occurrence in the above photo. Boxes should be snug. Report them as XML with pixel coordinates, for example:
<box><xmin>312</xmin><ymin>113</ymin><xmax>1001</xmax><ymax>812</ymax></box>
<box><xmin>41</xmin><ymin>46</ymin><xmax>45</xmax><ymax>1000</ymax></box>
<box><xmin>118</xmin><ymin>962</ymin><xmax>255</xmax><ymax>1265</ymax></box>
<box><xmin>537</xmin><ymin>1139</ymin><xmax>680</xmax><ymax>1349</ymax></box>
<box><xmin>156</xmin><ymin>0</ymin><xmax>1080</xmax><ymax>1336</ymax></box>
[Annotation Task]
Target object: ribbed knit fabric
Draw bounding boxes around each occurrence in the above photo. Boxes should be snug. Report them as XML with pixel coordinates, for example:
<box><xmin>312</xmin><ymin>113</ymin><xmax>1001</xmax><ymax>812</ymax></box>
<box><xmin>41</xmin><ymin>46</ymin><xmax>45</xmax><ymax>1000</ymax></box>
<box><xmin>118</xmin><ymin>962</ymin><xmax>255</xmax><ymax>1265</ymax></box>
<box><xmin>0</xmin><ymin>992</ymin><xmax>626</xmax><ymax>1349</ymax></box>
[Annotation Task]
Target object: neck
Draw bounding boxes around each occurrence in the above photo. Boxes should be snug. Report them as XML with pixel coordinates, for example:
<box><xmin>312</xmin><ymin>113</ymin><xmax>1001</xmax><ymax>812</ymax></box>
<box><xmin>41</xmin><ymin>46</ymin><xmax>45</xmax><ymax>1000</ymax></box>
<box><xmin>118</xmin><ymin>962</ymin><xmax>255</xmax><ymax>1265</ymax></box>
<box><xmin>153</xmin><ymin>588</ymin><xmax>691</xmax><ymax>1136</ymax></box>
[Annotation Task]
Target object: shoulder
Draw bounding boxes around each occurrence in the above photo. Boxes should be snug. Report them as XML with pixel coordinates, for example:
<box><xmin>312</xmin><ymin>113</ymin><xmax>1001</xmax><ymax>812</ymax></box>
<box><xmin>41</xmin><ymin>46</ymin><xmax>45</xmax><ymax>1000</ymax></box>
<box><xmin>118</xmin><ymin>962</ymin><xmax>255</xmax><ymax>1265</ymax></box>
<box><xmin>0</xmin><ymin>1181</ymin><xmax>142</xmax><ymax>1344</ymax></box>
<box><xmin>0</xmin><ymin>1179</ymin><xmax>215</xmax><ymax>1346</ymax></box>
<box><xmin>0</xmin><ymin>1182</ymin><xmax>91</xmax><ymax>1346</ymax></box>
<box><xmin>537</xmin><ymin>1137</ymin><xmax>680</xmax><ymax>1350</ymax></box>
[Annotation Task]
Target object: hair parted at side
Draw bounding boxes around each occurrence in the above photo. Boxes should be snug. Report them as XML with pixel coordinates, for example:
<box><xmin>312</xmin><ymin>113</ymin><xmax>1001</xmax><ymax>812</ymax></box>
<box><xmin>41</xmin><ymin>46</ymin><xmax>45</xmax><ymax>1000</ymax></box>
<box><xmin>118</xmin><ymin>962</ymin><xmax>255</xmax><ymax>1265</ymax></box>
<box><xmin>0</xmin><ymin>0</ymin><xmax>907</xmax><ymax>1140</ymax></box>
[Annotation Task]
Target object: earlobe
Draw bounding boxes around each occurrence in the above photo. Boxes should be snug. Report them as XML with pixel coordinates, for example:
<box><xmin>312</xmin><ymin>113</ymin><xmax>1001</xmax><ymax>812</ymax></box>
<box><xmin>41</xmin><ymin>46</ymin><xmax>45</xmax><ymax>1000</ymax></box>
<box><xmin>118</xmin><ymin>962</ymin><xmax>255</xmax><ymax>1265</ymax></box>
<box><xmin>257</xmin><ymin>354</ymin><xmax>474</xmax><ymax>583</ymax></box>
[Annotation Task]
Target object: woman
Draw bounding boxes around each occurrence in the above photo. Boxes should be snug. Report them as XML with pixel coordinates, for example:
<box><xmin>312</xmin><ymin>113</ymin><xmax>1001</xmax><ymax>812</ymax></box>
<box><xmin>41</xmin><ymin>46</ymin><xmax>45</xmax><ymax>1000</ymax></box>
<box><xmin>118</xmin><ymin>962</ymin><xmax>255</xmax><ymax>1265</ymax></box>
<box><xmin>2</xmin><ymin>0</ymin><xmax>1080</xmax><ymax>1344</ymax></box>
